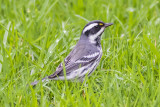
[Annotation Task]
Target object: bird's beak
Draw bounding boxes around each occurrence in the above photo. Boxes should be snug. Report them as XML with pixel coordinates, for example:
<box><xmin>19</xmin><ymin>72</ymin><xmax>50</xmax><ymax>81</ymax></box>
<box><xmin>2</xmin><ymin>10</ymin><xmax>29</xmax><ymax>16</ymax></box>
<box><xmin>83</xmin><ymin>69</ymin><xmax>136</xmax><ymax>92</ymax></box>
<box><xmin>104</xmin><ymin>23</ymin><xmax>113</xmax><ymax>27</ymax></box>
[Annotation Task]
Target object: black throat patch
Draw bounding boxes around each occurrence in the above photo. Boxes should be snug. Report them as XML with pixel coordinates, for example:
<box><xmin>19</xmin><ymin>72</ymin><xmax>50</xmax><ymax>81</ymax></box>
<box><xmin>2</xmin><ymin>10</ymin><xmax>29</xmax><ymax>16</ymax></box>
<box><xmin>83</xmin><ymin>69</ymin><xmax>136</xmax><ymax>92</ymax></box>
<box><xmin>95</xmin><ymin>36</ymin><xmax>101</xmax><ymax>47</ymax></box>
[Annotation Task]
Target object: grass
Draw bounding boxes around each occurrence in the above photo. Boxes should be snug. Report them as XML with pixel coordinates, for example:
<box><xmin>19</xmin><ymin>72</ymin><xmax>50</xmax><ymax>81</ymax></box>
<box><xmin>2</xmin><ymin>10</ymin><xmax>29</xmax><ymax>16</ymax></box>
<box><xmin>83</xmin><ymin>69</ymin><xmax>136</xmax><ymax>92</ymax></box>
<box><xmin>0</xmin><ymin>0</ymin><xmax>160</xmax><ymax>106</ymax></box>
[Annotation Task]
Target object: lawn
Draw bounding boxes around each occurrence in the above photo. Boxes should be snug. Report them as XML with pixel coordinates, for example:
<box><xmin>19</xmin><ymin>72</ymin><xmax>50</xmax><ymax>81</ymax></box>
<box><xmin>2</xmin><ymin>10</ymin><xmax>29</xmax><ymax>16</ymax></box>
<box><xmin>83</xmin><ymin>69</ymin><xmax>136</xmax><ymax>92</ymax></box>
<box><xmin>0</xmin><ymin>0</ymin><xmax>160</xmax><ymax>106</ymax></box>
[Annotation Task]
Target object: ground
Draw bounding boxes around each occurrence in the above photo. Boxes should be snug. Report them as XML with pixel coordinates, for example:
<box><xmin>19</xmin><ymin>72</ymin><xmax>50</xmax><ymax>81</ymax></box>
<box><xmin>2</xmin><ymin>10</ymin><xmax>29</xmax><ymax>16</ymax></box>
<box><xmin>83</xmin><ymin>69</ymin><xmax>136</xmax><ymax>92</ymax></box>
<box><xmin>0</xmin><ymin>0</ymin><xmax>160</xmax><ymax>106</ymax></box>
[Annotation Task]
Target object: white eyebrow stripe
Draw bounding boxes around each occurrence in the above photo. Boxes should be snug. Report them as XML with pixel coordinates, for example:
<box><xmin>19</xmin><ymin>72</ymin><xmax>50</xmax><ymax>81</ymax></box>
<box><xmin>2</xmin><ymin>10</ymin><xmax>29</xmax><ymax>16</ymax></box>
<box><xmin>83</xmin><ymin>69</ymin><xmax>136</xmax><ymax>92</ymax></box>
<box><xmin>83</xmin><ymin>23</ymin><xmax>98</xmax><ymax>33</ymax></box>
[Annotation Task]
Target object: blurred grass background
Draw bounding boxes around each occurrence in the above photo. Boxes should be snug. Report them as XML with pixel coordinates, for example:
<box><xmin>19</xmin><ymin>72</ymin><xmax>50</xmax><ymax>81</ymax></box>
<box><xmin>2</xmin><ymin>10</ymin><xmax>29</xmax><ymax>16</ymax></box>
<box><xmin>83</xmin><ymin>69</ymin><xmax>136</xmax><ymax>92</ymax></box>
<box><xmin>0</xmin><ymin>0</ymin><xmax>160</xmax><ymax>106</ymax></box>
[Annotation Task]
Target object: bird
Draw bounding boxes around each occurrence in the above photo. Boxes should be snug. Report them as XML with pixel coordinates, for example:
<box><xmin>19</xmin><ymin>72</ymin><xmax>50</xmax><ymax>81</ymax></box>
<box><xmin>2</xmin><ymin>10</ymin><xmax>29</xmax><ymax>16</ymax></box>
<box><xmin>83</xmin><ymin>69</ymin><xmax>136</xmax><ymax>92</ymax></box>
<box><xmin>31</xmin><ymin>20</ymin><xmax>113</xmax><ymax>85</ymax></box>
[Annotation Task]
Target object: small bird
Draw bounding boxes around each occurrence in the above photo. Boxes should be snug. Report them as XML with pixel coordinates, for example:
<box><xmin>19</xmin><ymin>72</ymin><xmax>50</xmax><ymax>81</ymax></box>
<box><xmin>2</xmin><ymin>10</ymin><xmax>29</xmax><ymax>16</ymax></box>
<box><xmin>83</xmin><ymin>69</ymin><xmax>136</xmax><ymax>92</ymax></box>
<box><xmin>31</xmin><ymin>20</ymin><xmax>113</xmax><ymax>85</ymax></box>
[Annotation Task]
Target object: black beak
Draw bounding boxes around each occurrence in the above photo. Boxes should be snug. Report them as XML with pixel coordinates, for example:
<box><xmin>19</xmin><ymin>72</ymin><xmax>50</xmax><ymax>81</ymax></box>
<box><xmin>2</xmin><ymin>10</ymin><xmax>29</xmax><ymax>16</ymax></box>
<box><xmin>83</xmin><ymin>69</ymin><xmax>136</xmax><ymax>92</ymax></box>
<box><xmin>104</xmin><ymin>23</ymin><xmax>113</xmax><ymax>27</ymax></box>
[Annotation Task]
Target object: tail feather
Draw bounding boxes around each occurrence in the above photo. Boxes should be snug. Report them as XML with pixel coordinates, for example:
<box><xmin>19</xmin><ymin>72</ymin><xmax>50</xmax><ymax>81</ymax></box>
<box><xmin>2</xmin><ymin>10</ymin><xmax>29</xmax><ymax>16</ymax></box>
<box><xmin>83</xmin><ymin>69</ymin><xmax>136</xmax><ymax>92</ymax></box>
<box><xmin>30</xmin><ymin>77</ymin><xmax>48</xmax><ymax>86</ymax></box>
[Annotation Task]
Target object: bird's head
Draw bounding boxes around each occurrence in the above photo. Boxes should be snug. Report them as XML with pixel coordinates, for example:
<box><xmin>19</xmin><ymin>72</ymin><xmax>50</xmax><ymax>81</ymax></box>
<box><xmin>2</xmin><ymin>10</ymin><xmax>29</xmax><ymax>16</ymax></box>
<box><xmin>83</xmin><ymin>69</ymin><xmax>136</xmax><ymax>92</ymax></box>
<box><xmin>81</xmin><ymin>20</ymin><xmax>113</xmax><ymax>44</ymax></box>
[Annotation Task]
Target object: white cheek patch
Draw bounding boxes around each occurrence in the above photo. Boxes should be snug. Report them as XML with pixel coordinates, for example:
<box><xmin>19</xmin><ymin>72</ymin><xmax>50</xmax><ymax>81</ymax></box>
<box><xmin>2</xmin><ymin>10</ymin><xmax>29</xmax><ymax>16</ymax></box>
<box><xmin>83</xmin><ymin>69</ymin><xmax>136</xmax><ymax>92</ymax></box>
<box><xmin>89</xmin><ymin>27</ymin><xmax>105</xmax><ymax>43</ymax></box>
<box><xmin>83</xmin><ymin>23</ymin><xmax>98</xmax><ymax>34</ymax></box>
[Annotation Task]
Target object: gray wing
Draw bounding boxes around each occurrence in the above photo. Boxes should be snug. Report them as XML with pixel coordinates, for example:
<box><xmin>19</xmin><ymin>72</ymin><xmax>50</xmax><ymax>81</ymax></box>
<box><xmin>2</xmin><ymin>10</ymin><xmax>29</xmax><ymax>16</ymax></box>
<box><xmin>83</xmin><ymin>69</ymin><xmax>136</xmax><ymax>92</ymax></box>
<box><xmin>48</xmin><ymin>42</ymin><xmax>100</xmax><ymax>79</ymax></box>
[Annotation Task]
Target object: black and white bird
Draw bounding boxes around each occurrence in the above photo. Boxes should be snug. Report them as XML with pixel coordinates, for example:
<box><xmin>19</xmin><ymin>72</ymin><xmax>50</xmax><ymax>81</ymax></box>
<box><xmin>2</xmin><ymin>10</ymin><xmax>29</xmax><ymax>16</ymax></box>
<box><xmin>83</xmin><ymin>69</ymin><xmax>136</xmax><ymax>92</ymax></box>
<box><xmin>31</xmin><ymin>20</ymin><xmax>113</xmax><ymax>85</ymax></box>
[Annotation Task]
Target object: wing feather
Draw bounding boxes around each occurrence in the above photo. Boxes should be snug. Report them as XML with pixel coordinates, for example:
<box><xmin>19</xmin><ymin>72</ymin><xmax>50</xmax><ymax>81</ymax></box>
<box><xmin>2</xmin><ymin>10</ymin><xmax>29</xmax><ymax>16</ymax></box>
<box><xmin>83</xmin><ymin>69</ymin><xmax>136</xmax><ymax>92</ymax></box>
<box><xmin>48</xmin><ymin>42</ymin><xmax>100</xmax><ymax>79</ymax></box>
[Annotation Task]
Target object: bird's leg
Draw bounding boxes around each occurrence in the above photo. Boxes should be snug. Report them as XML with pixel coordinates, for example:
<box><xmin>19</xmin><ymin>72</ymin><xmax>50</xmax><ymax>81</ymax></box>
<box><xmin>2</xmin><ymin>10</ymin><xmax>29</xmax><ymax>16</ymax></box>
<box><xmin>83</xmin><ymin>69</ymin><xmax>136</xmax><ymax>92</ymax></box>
<box><xmin>82</xmin><ymin>90</ymin><xmax>85</xmax><ymax>98</ymax></box>
<box><xmin>82</xmin><ymin>81</ymin><xmax>88</xmax><ymax>98</ymax></box>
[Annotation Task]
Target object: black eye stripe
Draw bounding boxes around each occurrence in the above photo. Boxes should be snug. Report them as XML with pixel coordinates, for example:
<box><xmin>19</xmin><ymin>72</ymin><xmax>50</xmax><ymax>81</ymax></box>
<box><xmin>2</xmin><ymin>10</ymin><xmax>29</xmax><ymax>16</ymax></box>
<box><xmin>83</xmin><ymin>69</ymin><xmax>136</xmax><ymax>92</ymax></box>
<box><xmin>84</xmin><ymin>24</ymin><xmax>102</xmax><ymax>35</ymax></box>
<box><xmin>95</xmin><ymin>25</ymin><xmax>101</xmax><ymax>29</ymax></box>
<box><xmin>95</xmin><ymin>25</ymin><xmax>98</xmax><ymax>28</ymax></box>
<box><xmin>89</xmin><ymin>25</ymin><xmax>101</xmax><ymax>34</ymax></box>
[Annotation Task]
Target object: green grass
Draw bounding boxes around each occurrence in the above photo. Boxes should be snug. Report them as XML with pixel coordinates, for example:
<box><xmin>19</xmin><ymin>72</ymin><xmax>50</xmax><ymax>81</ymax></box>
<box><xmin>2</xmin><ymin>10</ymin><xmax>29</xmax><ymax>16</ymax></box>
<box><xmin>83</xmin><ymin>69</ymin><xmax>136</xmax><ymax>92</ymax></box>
<box><xmin>0</xmin><ymin>0</ymin><xmax>160</xmax><ymax>106</ymax></box>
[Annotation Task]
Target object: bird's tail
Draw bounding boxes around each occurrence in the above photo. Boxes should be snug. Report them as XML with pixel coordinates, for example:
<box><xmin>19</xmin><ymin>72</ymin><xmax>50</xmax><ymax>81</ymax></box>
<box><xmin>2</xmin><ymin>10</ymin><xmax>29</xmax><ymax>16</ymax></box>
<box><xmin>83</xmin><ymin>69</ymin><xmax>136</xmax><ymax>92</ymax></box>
<box><xmin>30</xmin><ymin>77</ymin><xmax>48</xmax><ymax>86</ymax></box>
